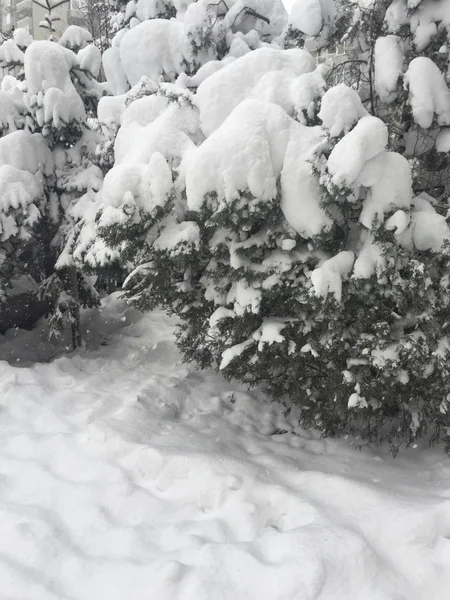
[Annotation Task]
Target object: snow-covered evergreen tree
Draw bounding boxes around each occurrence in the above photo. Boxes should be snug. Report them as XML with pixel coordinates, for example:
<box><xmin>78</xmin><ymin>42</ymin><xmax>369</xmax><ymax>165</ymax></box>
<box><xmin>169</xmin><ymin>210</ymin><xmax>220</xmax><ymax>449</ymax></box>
<box><xmin>0</xmin><ymin>27</ymin><xmax>104</xmax><ymax>346</ymax></box>
<box><xmin>81</xmin><ymin>0</ymin><xmax>450</xmax><ymax>452</ymax></box>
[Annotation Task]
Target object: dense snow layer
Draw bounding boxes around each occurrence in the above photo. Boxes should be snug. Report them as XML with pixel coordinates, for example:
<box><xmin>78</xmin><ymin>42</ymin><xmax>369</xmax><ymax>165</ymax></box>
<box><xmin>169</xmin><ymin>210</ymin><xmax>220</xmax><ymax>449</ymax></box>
<box><xmin>0</xmin><ymin>76</ymin><xmax>25</xmax><ymax>134</ymax></box>
<box><xmin>374</xmin><ymin>35</ymin><xmax>404</xmax><ymax>102</ymax></box>
<box><xmin>119</xmin><ymin>19</ymin><xmax>189</xmax><ymax>86</ymax></box>
<box><xmin>195</xmin><ymin>47</ymin><xmax>315</xmax><ymax>136</ymax></box>
<box><xmin>311</xmin><ymin>251</ymin><xmax>355</xmax><ymax>302</ymax></box>
<box><xmin>186</xmin><ymin>99</ymin><xmax>292</xmax><ymax>210</ymax></box>
<box><xmin>409</xmin><ymin>0</ymin><xmax>450</xmax><ymax>50</ymax></box>
<box><xmin>12</xmin><ymin>27</ymin><xmax>32</xmax><ymax>49</ymax></box>
<box><xmin>78</xmin><ymin>44</ymin><xmax>102</xmax><ymax>77</ymax></box>
<box><xmin>318</xmin><ymin>84</ymin><xmax>368</xmax><ymax>137</ymax></box>
<box><xmin>24</xmin><ymin>41</ymin><xmax>86</xmax><ymax>127</ymax></box>
<box><xmin>0</xmin><ymin>295</ymin><xmax>450</xmax><ymax>599</ymax></box>
<box><xmin>98</xmin><ymin>86</ymin><xmax>196</xmax><ymax>233</ymax></box>
<box><xmin>186</xmin><ymin>99</ymin><xmax>331</xmax><ymax>238</ymax></box>
<box><xmin>357</xmin><ymin>151</ymin><xmax>412</xmax><ymax>228</ymax></box>
<box><xmin>385</xmin><ymin>0</ymin><xmax>409</xmax><ymax>33</ymax></box>
<box><xmin>405</xmin><ymin>57</ymin><xmax>450</xmax><ymax>129</ymax></box>
<box><xmin>59</xmin><ymin>25</ymin><xmax>93</xmax><ymax>50</ymax></box>
<box><xmin>102</xmin><ymin>47</ymin><xmax>129</xmax><ymax>95</ymax></box>
<box><xmin>0</xmin><ymin>130</ymin><xmax>52</xmax><ymax>175</ymax></box>
<box><xmin>328</xmin><ymin>116</ymin><xmax>388</xmax><ymax>186</ymax></box>
<box><xmin>288</xmin><ymin>0</ymin><xmax>323</xmax><ymax>35</ymax></box>
<box><xmin>436</xmin><ymin>128</ymin><xmax>450</xmax><ymax>152</ymax></box>
<box><xmin>0</xmin><ymin>38</ymin><xmax>24</xmax><ymax>66</ymax></box>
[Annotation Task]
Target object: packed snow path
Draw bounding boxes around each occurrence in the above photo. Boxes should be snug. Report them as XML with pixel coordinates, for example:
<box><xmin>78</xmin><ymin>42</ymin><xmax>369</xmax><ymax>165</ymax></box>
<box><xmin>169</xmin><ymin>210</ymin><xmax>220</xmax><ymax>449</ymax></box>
<box><xmin>0</xmin><ymin>297</ymin><xmax>450</xmax><ymax>600</ymax></box>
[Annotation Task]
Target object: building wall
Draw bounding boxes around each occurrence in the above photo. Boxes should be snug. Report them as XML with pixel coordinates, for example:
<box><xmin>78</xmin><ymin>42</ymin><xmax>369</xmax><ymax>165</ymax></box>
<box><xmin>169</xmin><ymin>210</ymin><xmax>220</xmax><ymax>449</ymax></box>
<box><xmin>1</xmin><ymin>0</ymin><xmax>84</xmax><ymax>40</ymax></box>
<box><xmin>31</xmin><ymin>2</ymin><xmax>68</xmax><ymax>40</ymax></box>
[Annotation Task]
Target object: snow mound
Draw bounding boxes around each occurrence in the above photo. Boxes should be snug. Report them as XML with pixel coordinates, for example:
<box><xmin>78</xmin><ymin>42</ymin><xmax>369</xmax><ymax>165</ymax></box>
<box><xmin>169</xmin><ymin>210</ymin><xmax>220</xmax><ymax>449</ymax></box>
<box><xmin>358</xmin><ymin>151</ymin><xmax>412</xmax><ymax>228</ymax></box>
<box><xmin>405</xmin><ymin>57</ymin><xmax>450</xmax><ymax>129</ymax></box>
<box><xmin>1</xmin><ymin>297</ymin><xmax>449</xmax><ymax>599</ymax></box>
<box><xmin>102</xmin><ymin>46</ymin><xmax>129</xmax><ymax>95</ymax></box>
<box><xmin>281</xmin><ymin>124</ymin><xmax>332</xmax><ymax>238</ymax></box>
<box><xmin>0</xmin><ymin>77</ymin><xmax>25</xmax><ymax>134</ymax></box>
<box><xmin>328</xmin><ymin>116</ymin><xmax>388</xmax><ymax>186</ymax></box>
<box><xmin>318</xmin><ymin>84</ymin><xmax>368</xmax><ymax>137</ymax></box>
<box><xmin>249</xmin><ymin>68</ymin><xmax>327</xmax><ymax>125</ymax></box>
<box><xmin>288</xmin><ymin>0</ymin><xmax>323</xmax><ymax>35</ymax></box>
<box><xmin>436</xmin><ymin>128</ymin><xmax>450</xmax><ymax>152</ymax></box>
<box><xmin>186</xmin><ymin>99</ymin><xmax>331</xmax><ymax>238</ymax></box>
<box><xmin>0</xmin><ymin>130</ymin><xmax>52</xmax><ymax>175</ymax></box>
<box><xmin>119</xmin><ymin>19</ymin><xmax>189</xmax><ymax>86</ymax></box>
<box><xmin>311</xmin><ymin>251</ymin><xmax>355</xmax><ymax>302</ymax></box>
<box><xmin>0</xmin><ymin>165</ymin><xmax>44</xmax><ymax>242</ymax></box>
<box><xmin>24</xmin><ymin>41</ymin><xmax>86</xmax><ymax>128</ymax></box>
<box><xmin>374</xmin><ymin>35</ymin><xmax>404</xmax><ymax>102</ymax></box>
<box><xmin>13</xmin><ymin>28</ymin><xmax>33</xmax><ymax>49</ymax></box>
<box><xmin>409</xmin><ymin>0</ymin><xmax>450</xmax><ymax>50</ymax></box>
<box><xmin>186</xmin><ymin>99</ymin><xmax>291</xmax><ymax>210</ymax></box>
<box><xmin>59</xmin><ymin>25</ymin><xmax>93</xmax><ymax>51</ymax></box>
<box><xmin>0</xmin><ymin>130</ymin><xmax>52</xmax><ymax>244</ymax></box>
<box><xmin>78</xmin><ymin>44</ymin><xmax>102</xmax><ymax>77</ymax></box>
<box><xmin>195</xmin><ymin>47</ymin><xmax>315</xmax><ymax>136</ymax></box>
<box><xmin>154</xmin><ymin>220</ymin><xmax>200</xmax><ymax>256</ymax></box>
<box><xmin>0</xmin><ymin>38</ymin><xmax>24</xmax><ymax>66</ymax></box>
<box><xmin>97</xmin><ymin>83</ymin><xmax>197</xmax><ymax>239</ymax></box>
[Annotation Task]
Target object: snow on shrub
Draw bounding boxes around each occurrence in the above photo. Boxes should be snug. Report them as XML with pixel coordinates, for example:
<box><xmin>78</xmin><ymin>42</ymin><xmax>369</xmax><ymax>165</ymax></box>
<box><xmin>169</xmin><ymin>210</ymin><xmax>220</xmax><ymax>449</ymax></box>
<box><xmin>90</xmin><ymin>0</ymin><xmax>450</xmax><ymax>453</ymax></box>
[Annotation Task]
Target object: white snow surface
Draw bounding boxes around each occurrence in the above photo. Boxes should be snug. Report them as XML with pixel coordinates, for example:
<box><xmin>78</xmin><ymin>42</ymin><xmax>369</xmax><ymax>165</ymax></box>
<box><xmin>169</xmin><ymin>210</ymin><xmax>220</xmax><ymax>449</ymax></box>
<box><xmin>0</xmin><ymin>39</ymin><xmax>24</xmax><ymax>66</ymax></box>
<box><xmin>436</xmin><ymin>128</ymin><xmax>450</xmax><ymax>152</ymax></box>
<box><xmin>102</xmin><ymin>47</ymin><xmax>129</xmax><ymax>95</ymax></box>
<box><xmin>78</xmin><ymin>44</ymin><xmax>102</xmax><ymax>77</ymax></box>
<box><xmin>186</xmin><ymin>99</ymin><xmax>331</xmax><ymax>238</ymax></box>
<box><xmin>311</xmin><ymin>251</ymin><xmax>355</xmax><ymax>302</ymax></box>
<box><xmin>98</xmin><ymin>86</ymin><xmax>196</xmax><ymax>233</ymax></box>
<box><xmin>153</xmin><ymin>219</ymin><xmax>201</xmax><ymax>255</ymax></box>
<box><xmin>288</xmin><ymin>0</ymin><xmax>323</xmax><ymax>35</ymax></box>
<box><xmin>195</xmin><ymin>47</ymin><xmax>316</xmax><ymax>136</ymax></box>
<box><xmin>13</xmin><ymin>28</ymin><xmax>33</xmax><ymax>49</ymax></box>
<box><xmin>119</xmin><ymin>19</ymin><xmax>189</xmax><ymax>86</ymax></box>
<box><xmin>59</xmin><ymin>26</ymin><xmax>93</xmax><ymax>50</ymax></box>
<box><xmin>318</xmin><ymin>84</ymin><xmax>368</xmax><ymax>137</ymax></box>
<box><xmin>409</xmin><ymin>0</ymin><xmax>450</xmax><ymax>50</ymax></box>
<box><xmin>24</xmin><ymin>41</ymin><xmax>86</xmax><ymax>127</ymax></box>
<box><xmin>374</xmin><ymin>35</ymin><xmax>404</xmax><ymax>102</ymax></box>
<box><xmin>404</xmin><ymin>57</ymin><xmax>450</xmax><ymax>129</ymax></box>
<box><xmin>327</xmin><ymin>116</ymin><xmax>389</xmax><ymax>186</ymax></box>
<box><xmin>0</xmin><ymin>295</ymin><xmax>450</xmax><ymax>599</ymax></box>
<box><xmin>357</xmin><ymin>151</ymin><xmax>412</xmax><ymax>228</ymax></box>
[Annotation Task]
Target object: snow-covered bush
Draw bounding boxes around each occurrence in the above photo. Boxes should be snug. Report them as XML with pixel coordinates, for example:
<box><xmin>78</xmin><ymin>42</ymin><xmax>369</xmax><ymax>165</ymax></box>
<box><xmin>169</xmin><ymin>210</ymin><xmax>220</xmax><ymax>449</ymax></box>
<box><xmin>87</xmin><ymin>1</ymin><xmax>450</xmax><ymax>452</ymax></box>
<box><xmin>172</xmin><ymin>83</ymin><xmax>450</xmax><ymax>453</ymax></box>
<box><xmin>0</xmin><ymin>30</ymin><xmax>105</xmax><ymax>346</ymax></box>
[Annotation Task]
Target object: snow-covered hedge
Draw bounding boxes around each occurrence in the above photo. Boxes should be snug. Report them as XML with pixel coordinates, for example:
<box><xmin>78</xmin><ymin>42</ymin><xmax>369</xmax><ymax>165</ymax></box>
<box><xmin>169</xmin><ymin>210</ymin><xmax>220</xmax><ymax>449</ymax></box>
<box><xmin>4</xmin><ymin>0</ymin><xmax>450</xmax><ymax>452</ymax></box>
<box><xmin>78</xmin><ymin>0</ymin><xmax>450</xmax><ymax>454</ymax></box>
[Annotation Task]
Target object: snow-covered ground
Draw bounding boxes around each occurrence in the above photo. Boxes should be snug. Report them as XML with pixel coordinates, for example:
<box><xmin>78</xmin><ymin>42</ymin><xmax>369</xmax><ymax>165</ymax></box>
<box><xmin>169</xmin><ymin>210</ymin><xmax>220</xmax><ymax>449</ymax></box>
<box><xmin>0</xmin><ymin>295</ymin><xmax>450</xmax><ymax>600</ymax></box>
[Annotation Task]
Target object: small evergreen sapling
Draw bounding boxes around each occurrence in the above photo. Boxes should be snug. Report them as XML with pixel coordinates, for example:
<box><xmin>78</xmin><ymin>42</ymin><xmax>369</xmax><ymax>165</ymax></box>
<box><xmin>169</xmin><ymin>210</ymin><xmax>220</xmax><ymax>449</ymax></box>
<box><xmin>0</xmin><ymin>32</ymin><xmax>104</xmax><ymax>346</ymax></box>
